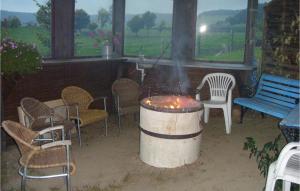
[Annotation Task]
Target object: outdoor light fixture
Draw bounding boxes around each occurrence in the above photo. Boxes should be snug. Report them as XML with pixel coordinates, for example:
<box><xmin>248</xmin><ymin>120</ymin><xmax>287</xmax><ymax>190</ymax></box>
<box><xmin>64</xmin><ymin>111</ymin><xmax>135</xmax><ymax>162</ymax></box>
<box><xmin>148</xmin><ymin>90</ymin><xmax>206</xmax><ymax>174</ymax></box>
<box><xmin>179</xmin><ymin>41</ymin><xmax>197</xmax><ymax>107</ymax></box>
<box><xmin>199</xmin><ymin>24</ymin><xmax>207</xmax><ymax>33</ymax></box>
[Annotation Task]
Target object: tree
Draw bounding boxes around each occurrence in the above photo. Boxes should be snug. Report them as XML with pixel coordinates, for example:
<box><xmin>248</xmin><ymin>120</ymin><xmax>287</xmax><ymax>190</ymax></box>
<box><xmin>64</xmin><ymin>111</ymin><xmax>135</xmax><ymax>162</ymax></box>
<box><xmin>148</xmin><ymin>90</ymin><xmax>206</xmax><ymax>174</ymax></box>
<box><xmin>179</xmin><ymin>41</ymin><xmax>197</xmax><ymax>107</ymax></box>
<box><xmin>35</xmin><ymin>0</ymin><xmax>51</xmax><ymax>30</ymax></box>
<box><xmin>1</xmin><ymin>18</ymin><xmax>9</xmax><ymax>28</ymax></box>
<box><xmin>157</xmin><ymin>20</ymin><xmax>166</xmax><ymax>34</ymax></box>
<box><xmin>75</xmin><ymin>9</ymin><xmax>90</xmax><ymax>31</ymax></box>
<box><xmin>88</xmin><ymin>22</ymin><xmax>98</xmax><ymax>31</ymax></box>
<box><xmin>34</xmin><ymin>0</ymin><xmax>51</xmax><ymax>51</ymax></box>
<box><xmin>9</xmin><ymin>16</ymin><xmax>22</xmax><ymax>28</ymax></box>
<box><xmin>127</xmin><ymin>15</ymin><xmax>144</xmax><ymax>36</ymax></box>
<box><xmin>142</xmin><ymin>11</ymin><xmax>156</xmax><ymax>35</ymax></box>
<box><xmin>97</xmin><ymin>8</ymin><xmax>111</xmax><ymax>28</ymax></box>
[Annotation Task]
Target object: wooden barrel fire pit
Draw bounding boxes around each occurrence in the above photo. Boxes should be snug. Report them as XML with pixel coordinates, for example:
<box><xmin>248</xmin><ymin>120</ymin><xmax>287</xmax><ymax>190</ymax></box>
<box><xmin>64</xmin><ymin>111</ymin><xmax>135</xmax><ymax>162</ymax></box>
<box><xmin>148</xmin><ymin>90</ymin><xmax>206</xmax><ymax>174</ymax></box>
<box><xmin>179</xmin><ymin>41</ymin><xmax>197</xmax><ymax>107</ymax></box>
<box><xmin>140</xmin><ymin>95</ymin><xmax>203</xmax><ymax>168</ymax></box>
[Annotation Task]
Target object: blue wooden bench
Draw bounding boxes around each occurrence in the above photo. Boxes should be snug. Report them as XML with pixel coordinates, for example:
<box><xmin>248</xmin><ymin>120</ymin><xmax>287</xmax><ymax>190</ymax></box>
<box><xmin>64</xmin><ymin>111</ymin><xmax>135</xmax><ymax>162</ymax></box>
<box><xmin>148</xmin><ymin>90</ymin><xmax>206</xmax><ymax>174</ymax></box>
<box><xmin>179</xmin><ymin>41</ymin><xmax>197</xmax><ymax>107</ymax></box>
<box><xmin>234</xmin><ymin>73</ymin><xmax>300</xmax><ymax>123</ymax></box>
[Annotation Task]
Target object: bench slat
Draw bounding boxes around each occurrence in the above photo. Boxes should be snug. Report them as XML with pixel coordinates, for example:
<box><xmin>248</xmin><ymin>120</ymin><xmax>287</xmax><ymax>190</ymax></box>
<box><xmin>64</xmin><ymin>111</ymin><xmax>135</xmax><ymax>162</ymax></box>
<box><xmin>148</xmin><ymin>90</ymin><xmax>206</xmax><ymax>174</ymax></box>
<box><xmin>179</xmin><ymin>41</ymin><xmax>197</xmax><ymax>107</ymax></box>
<box><xmin>262</xmin><ymin>74</ymin><xmax>300</xmax><ymax>87</ymax></box>
<box><xmin>258</xmin><ymin>86</ymin><xmax>300</xmax><ymax>98</ymax></box>
<box><xmin>234</xmin><ymin>97</ymin><xmax>290</xmax><ymax>119</ymax></box>
<box><xmin>234</xmin><ymin>74</ymin><xmax>300</xmax><ymax>120</ymax></box>
<box><xmin>261</xmin><ymin>81</ymin><xmax>300</xmax><ymax>93</ymax></box>
<box><xmin>258</xmin><ymin>91</ymin><xmax>297</xmax><ymax>104</ymax></box>
<box><xmin>256</xmin><ymin>94</ymin><xmax>296</xmax><ymax>108</ymax></box>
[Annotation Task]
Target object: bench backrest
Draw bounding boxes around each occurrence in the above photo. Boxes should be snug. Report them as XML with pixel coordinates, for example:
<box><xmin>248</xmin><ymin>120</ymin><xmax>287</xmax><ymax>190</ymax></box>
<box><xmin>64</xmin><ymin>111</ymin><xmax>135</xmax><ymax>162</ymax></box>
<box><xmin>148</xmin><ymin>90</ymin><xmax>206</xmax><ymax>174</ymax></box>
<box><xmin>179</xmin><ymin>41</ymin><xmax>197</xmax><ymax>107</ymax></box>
<box><xmin>255</xmin><ymin>74</ymin><xmax>300</xmax><ymax>109</ymax></box>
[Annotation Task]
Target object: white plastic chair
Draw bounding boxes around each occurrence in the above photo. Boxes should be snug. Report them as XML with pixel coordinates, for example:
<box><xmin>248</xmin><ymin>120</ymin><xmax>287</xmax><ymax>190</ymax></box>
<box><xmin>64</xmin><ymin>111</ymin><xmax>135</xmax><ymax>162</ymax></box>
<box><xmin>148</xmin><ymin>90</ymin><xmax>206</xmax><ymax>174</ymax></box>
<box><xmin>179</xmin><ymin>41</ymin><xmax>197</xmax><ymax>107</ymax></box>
<box><xmin>265</xmin><ymin>142</ymin><xmax>300</xmax><ymax>191</ymax></box>
<box><xmin>195</xmin><ymin>73</ymin><xmax>236</xmax><ymax>134</ymax></box>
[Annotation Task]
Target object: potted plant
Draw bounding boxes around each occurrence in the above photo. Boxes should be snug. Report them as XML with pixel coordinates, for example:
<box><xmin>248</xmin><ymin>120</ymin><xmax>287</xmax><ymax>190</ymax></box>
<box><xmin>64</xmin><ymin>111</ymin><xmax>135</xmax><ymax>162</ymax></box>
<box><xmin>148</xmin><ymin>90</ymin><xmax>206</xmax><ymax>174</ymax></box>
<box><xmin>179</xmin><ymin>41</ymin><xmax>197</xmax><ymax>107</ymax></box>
<box><xmin>88</xmin><ymin>29</ymin><xmax>121</xmax><ymax>58</ymax></box>
<box><xmin>1</xmin><ymin>38</ymin><xmax>42</xmax><ymax>98</ymax></box>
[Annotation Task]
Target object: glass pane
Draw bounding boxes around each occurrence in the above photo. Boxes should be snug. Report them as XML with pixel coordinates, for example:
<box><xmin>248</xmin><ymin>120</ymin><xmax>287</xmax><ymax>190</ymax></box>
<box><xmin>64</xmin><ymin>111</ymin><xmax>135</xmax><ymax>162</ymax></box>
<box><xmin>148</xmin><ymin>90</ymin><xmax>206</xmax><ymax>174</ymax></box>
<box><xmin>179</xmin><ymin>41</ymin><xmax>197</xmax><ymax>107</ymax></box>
<box><xmin>255</xmin><ymin>0</ymin><xmax>272</xmax><ymax>64</ymax></box>
<box><xmin>1</xmin><ymin>0</ymin><xmax>51</xmax><ymax>57</ymax></box>
<box><xmin>124</xmin><ymin>0</ymin><xmax>173</xmax><ymax>58</ymax></box>
<box><xmin>74</xmin><ymin>0</ymin><xmax>113</xmax><ymax>57</ymax></box>
<box><xmin>195</xmin><ymin>0</ymin><xmax>248</xmax><ymax>62</ymax></box>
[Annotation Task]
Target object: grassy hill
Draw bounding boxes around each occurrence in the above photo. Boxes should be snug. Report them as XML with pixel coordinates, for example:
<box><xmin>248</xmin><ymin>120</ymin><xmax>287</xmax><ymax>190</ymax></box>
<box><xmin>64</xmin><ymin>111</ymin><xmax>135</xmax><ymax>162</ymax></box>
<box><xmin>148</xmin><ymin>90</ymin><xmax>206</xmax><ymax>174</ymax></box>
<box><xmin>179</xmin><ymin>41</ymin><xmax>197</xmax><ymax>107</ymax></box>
<box><xmin>1</xmin><ymin>10</ymin><xmax>37</xmax><ymax>25</ymax></box>
<box><xmin>197</xmin><ymin>10</ymin><xmax>239</xmax><ymax>25</ymax></box>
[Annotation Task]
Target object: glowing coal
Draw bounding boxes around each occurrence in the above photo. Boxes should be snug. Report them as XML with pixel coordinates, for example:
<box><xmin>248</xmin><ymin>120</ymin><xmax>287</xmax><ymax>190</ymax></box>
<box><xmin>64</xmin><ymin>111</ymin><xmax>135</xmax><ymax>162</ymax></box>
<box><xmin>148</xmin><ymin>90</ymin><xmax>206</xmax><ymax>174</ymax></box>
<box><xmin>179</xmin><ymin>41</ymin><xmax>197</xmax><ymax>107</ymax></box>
<box><xmin>141</xmin><ymin>95</ymin><xmax>201</xmax><ymax>112</ymax></box>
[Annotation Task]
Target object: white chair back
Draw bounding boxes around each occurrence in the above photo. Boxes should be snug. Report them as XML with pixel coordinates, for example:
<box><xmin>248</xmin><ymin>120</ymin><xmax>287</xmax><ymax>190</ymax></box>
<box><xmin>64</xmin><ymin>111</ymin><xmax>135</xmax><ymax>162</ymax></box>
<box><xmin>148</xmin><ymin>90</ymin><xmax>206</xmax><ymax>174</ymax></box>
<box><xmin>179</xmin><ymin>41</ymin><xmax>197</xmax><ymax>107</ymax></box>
<box><xmin>265</xmin><ymin>142</ymin><xmax>300</xmax><ymax>191</ymax></box>
<box><xmin>201</xmin><ymin>73</ymin><xmax>236</xmax><ymax>102</ymax></box>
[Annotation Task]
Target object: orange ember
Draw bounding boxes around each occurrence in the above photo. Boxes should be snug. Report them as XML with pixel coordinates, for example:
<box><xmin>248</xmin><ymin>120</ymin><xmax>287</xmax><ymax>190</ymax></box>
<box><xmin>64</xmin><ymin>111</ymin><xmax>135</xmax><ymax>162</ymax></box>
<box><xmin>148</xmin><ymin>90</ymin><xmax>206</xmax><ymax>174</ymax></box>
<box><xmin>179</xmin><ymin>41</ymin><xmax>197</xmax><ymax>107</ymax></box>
<box><xmin>142</xmin><ymin>95</ymin><xmax>201</xmax><ymax>110</ymax></box>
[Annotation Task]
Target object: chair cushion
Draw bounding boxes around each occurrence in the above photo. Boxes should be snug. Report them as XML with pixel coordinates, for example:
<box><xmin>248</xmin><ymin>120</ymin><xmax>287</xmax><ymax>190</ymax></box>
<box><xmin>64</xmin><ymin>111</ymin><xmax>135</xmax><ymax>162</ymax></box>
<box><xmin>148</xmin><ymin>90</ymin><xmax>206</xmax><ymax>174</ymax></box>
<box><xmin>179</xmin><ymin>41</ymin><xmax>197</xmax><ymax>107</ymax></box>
<box><xmin>79</xmin><ymin>109</ymin><xmax>108</xmax><ymax>127</ymax></box>
<box><xmin>31</xmin><ymin>120</ymin><xmax>75</xmax><ymax>132</ymax></box>
<box><xmin>20</xmin><ymin>147</ymin><xmax>76</xmax><ymax>175</ymax></box>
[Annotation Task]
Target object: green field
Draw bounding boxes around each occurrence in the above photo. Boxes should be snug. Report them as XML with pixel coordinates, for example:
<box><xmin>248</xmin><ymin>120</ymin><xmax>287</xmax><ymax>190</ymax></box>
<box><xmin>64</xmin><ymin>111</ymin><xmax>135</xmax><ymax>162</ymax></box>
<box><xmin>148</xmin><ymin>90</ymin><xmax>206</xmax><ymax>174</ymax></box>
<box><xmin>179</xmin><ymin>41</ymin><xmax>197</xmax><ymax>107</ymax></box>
<box><xmin>2</xmin><ymin>26</ymin><xmax>262</xmax><ymax>62</ymax></box>
<box><xmin>2</xmin><ymin>27</ymin><xmax>51</xmax><ymax>57</ymax></box>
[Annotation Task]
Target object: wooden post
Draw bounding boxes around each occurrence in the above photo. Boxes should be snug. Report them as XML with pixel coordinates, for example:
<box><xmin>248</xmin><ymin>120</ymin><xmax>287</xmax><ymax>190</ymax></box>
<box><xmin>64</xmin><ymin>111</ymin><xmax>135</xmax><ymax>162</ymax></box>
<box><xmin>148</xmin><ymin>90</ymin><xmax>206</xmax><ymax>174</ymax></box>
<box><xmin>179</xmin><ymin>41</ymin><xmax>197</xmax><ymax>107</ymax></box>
<box><xmin>113</xmin><ymin>0</ymin><xmax>125</xmax><ymax>56</ymax></box>
<box><xmin>171</xmin><ymin>0</ymin><xmax>197</xmax><ymax>61</ymax></box>
<box><xmin>244</xmin><ymin>0</ymin><xmax>258</xmax><ymax>65</ymax></box>
<box><xmin>51</xmin><ymin>0</ymin><xmax>74</xmax><ymax>58</ymax></box>
<box><xmin>242</xmin><ymin>0</ymin><xmax>258</xmax><ymax>95</ymax></box>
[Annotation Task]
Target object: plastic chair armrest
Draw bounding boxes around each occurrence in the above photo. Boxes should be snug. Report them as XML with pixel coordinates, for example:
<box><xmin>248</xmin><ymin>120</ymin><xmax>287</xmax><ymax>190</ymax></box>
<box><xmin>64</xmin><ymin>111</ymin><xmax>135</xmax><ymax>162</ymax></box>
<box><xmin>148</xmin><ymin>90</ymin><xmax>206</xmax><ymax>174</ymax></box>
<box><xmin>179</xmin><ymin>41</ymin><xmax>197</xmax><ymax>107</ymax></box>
<box><xmin>276</xmin><ymin>142</ymin><xmax>300</xmax><ymax>169</ymax></box>
<box><xmin>41</xmin><ymin>140</ymin><xmax>71</xmax><ymax>149</ymax></box>
<box><xmin>38</xmin><ymin>125</ymin><xmax>64</xmax><ymax>136</ymax></box>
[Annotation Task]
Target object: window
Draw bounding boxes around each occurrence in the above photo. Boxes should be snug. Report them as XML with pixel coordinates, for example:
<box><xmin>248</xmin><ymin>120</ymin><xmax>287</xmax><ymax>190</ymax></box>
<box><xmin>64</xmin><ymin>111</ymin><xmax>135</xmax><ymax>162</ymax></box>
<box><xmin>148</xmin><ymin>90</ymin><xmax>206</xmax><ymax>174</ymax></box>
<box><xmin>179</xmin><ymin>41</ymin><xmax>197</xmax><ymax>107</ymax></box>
<box><xmin>1</xmin><ymin>0</ymin><xmax>51</xmax><ymax>57</ymax></box>
<box><xmin>74</xmin><ymin>0</ymin><xmax>113</xmax><ymax>57</ymax></box>
<box><xmin>124</xmin><ymin>0</ymin><xmax>173</xmax><ymax>58</ymax></box>
<box><xmin>195</xmin><ymin>0</ymin><xmax>248</xmax><ymax>62</ymax></box>
<box><xmin>255</xmin><ymin>0</ymin><xmax>272</xmax><ymax>64</ymax></box>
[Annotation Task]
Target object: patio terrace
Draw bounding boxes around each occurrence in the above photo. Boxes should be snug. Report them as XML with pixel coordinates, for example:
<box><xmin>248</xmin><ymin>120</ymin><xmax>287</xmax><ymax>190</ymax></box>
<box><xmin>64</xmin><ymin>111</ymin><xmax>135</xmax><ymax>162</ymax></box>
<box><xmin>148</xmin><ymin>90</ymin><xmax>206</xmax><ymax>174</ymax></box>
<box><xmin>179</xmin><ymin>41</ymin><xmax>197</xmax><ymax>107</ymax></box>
<box><xmin>2</xmin><ymin>114</ymin><xmax>282</xmax><ymax>191</ymax></box>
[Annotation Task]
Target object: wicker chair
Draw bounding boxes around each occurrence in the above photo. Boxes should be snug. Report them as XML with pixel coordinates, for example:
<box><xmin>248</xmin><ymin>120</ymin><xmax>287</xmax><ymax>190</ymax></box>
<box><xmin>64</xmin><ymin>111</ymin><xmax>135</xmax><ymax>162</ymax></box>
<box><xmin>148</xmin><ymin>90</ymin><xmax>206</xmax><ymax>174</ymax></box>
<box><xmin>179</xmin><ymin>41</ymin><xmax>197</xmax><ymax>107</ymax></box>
<box><xmin>1</xmin><ymin>120</ymin><xmax>76</xmax><ymax>191</ymax></box>
<box><xmin>61</xmin><ymin>86</ymin><xmax>108</xmax><ymax>143</ymax></box>
<box><xmin>112</xmin><ymin>78</ymin><xmax>140</xmax><ymax>131</ymax></box>
<box><xmin>20</xmin><ymin>97</ymin><xmax>77</xmax><ymax>143</ymax></box>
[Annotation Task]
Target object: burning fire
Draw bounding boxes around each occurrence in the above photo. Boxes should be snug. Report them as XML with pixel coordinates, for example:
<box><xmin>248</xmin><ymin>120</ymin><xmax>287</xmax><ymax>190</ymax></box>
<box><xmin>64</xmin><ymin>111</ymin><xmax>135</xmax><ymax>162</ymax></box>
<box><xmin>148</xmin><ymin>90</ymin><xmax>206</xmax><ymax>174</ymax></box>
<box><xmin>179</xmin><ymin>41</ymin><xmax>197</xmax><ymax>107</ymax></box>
<box><xmin>143</xmin><ymin>95</ymin><xmax>200</xmax><ymax>110</ymax></box>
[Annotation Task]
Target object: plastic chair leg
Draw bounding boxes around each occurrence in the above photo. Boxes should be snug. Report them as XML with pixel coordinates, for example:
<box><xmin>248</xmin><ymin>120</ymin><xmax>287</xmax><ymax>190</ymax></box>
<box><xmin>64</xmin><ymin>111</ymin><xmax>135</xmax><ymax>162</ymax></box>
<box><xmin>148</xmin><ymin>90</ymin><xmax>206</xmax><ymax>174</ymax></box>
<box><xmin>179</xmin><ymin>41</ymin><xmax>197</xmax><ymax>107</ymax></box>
<box><xmin>222</xmin><ymin>107</ymin><xmax>230</xmax><ymax>134</ymax></box>
<box><xmin>283</xmin><ymin>180</ymin><xmax>291</xmax><ymax>191</ymax></box>
<box><xmin>204</xmin><ymin>107</ymin><xmax>210</xmax><ymax>123</ymax></box>
<box><xmin>265</xmin><ymin>163</ymin><xmax>276</xmax><ymax>191</ymax></box>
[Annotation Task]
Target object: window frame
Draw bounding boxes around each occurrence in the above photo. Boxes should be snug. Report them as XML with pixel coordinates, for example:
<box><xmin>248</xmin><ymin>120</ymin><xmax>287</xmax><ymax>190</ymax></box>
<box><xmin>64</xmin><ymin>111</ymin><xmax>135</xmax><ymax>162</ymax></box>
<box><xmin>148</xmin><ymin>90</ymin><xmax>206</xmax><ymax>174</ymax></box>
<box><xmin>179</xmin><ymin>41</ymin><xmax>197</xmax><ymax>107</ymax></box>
<box><xmin>48</xmin><ymin>0</ymin><xmax>257</xmax><ymax>66</ymax></box>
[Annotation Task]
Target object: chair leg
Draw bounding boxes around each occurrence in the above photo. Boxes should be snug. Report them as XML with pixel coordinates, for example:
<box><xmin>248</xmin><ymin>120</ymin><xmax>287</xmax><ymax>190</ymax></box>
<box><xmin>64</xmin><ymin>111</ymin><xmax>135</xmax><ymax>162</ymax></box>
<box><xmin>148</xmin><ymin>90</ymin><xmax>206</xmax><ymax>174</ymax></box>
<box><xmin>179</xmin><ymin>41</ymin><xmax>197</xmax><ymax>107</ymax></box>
<box><xmin>227</xmin><ymin>105</ymin><xmax>232</xmax><ymax>127</ymax></box>
<box><xmin>240</xmin><ymin>106</ymin><xmax>245</xmax><ymax>124</ymax></box>
<box><xmin>21</xmin><ymin>167</ymin><xmax>27</xmax><ymax>191</ymax></box>
<box><xmin>118</xmin><ymin>114</ymin><xmax>121</xmax><ymax>133</ymax></box>
<box><xmin>66</xmin><ymin>146</ymin><xmax>71</xmax><ymax>191</ymax></box>
<box><xmin>76</xmin><ymin>124</ymin><xmax>82</xmax><ymax>147</ymax></box>
<box><xmin>204</xmin><ymin>107</ymin><xmax>210</xmax><ymax>123</ymax></box>
<box><xmin>283</xmin><ymin>180</ymin><xmax>291</xmax><ymax>191</ymax></box>
<box><xmin>104</xmin><ymin>118</ymin><xmax>108</xmax><ymax>136</ymax></box>
<box><xmin>66</xmin><ymin>171</ymin><xmax>71</xmax><ymax>191</ymax></box>
<box><xmin>223</xmin><ymin>107</ymin><xmax>230</xmax><ymax>134</ymax></box>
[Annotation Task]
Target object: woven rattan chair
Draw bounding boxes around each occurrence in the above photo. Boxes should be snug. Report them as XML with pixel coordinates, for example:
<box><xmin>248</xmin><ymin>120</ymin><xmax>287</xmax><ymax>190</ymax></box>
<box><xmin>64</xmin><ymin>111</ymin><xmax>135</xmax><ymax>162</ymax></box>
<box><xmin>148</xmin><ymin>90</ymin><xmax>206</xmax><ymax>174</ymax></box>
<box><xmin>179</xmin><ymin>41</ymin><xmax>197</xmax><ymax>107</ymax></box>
<box><xmin>61</xmin><ymin>86</ymin><xmax>108</xmax><ymax>143</ymax></box>
<box><xmin>112</xmin><ymin>78</ymin><xmax>140</xmax><ymax>131</ymax></box>
<box><xmin>1</xmin><ymin>120</ymin><xmax>76</xmax><ymax>191</ymax></box>
<box><xmin>20</xmin><ymin>97</ymin><xmax>77</xmax><ymax>143</ymax></box>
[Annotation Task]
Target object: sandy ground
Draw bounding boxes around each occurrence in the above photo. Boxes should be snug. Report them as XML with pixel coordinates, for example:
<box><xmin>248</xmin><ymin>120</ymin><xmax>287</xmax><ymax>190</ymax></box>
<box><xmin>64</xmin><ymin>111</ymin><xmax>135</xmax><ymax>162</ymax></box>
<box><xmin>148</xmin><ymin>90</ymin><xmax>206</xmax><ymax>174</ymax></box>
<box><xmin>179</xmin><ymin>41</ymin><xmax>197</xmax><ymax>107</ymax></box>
<box><xmin>1</xmin><ymin>111</ymin><xmax>283</xmax><ymax>191</ymax></box>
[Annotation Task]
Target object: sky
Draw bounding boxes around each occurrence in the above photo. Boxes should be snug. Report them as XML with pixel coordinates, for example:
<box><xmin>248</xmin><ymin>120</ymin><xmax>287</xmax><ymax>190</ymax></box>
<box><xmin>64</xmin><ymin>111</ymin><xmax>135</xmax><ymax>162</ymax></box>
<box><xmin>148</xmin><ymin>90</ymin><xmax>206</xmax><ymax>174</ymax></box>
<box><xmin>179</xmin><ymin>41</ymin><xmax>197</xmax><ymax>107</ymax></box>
<box><xmin>1</xmin><ymin>0</ymin><xmax>273</xmax><ymax>14</ymax></box>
